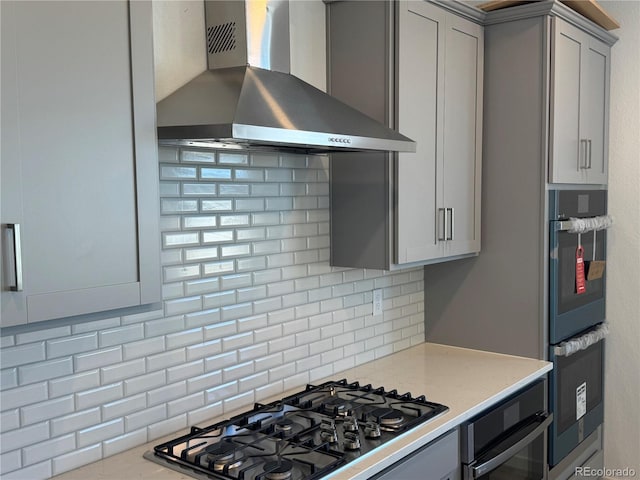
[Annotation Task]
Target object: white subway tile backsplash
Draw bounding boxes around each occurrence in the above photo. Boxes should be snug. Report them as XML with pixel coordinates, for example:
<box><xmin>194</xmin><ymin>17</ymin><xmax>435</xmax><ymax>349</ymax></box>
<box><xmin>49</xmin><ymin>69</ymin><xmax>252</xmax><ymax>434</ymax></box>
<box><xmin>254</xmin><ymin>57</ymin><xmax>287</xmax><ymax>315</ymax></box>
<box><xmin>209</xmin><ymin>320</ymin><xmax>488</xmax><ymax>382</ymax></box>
<box><xmin>147</xmin><ymin>414</ymin><xmax>186</xmax><ymax>442</ymax></box>
<box><xmin>224</xmin><ymin>391</ymin><xmax>254</xmax><ymax>413</ymax></box>
<box><xmin>0</xmin><ymin>146</ymin><xmax>426</xmax><ymax>475</ymax></box>
<box><xmin>103</xmin><ymin>429</ymin><xmax>147</xmax><ymax>458</ymax></box>
<box><xmin>166</xmin><ymin>360</ymin><xmax>204</xmax><ymax>383</ymax></box>
<box><xmin>52</xmin><ymin>444</ymin><xmax>102</xmax><ymax>476</ymax></box>
<box><xmin>3</xmin><ymin>461</ymin><xmax>51</xmax><ymax>480</ymax></box>
<box><xmin>146</xmin><ymin>349</ymin><xmax>186</xmax><ymax>372</ymax></box>
<box><xmin>125</xmin><ymin>405</ymin><xmax>166</xmax><ymax>432</ymax></box>
<box><xmin>186</xmin><ymin>339</ymin><xmax>222</xmax><ymax>361</ymax></box>
<box><xmin>20</xmin><ymin>395</ymin><xmax>74</xmax><ymax>425</ymax></box>
<box><xmin>267</xmin><ymin>308</ymin><xmax>295</xmax><ymax>325</ymax></box>
<box><xmin>1</xmin><ymin>368</ymin><xmax>18</xmax><ymax>389</ymax></box>
<box><xmin>1</xmin><ymin>449</ymin><xmax>21</xmax><ymax>474</ymax></box>
<box><xmin>17</xmin><ymin>357</ymin><xmax>73</xmax><ymax>385</ymax></box>
<box><xmin>124</xmin><ymin>371</ymin><xmax>166</xmax><ymax>397</ymax></box>
<box><xmin>206</xmin><ymin>381</ymin><xmax>238</xmax><ymax>404</ymax></box>
<box><xmin>239</xmin><ymin>372</ymin><xmax>269</xmax><ymax>392</ymax></box>
<box><xmin>77</xmin><ymin>419</ymin><xmax>124</xmax><ymax>448</ymax></box>
<box><xmin>283</xmin><ymin>372</ymin><xmax>309</xmax><ymax>392</ymax></box>
<box><xmin>74</xmin><ymin>346</ymin><xmax>122</xmax><ymax>372</ymax></box>
<box><xmin>15</xmin><ymin>326</ymin><xmax>71</xmax><ymax>345</ymax></box>
<box><xmin>164</xmin><ymin>296</ymin><xmax>203</xmax><ymax>316</ymax></box>
<box><xmin>122</xmin><ymin>336</ymin><xmax>165</xmax><ymax>360</ymax></box>
<box><xmin>76</xmin><ymin>383</ymin><xmax>123</xmax><ymax>410</ymax></box>
<box><xmin>167</xmin><ymin>392</ymin><xmax>204</xmax><ymax>417</ymax></box>
<box><xmin>0</xmin><ymin>422</ymin><xmax>49</xmax><ymax>452</ymax></box>
<box><xmin>102</xmin><ymin>394</ymin><xmax>147</xmax><ymax>421</ymax></box>
<box><xmin>187</xmin><ymin>370</ymin><xmax>222</xmax><ymax>395</ymax></box>
<box><xmin>238</xmin><ymin>343</ymin><xmax>268</xmax><ymax>362</ymax></box>
<box><xmin>223</xmin><ymin>361</ymin><xmax>255</xmax><ymax>382</ymax></box>
<box><xmin>188</xmin><ymin>401</ymin><xmax>223</xmax><ymax>426</ymax></box>
<box><xmin>48</xmin><ymin>370</ymin><xmax>100</xmax><ymax>398</ymax></box>
<box><xmin>1</xmin><ymin>409</ymin><xmax>20</xmax><ymax>432</ymax></box>
<box><xmin>182</xmin><ymin>149</ymin><xmax>215</xmax><ymax>163</ymax></box>
<box><xmin>1</xmin><ymin>342</ymin><xmax>46</xmax><ymax>368</ymax></box>
<box><xmin>147</xmin><ymin>382</ymin><xmax>187</xmax><ymax>407</ymax></box>
<box><xmin>204</xmin><ymin>351</ymin><xmax>238</xmax><ymax>371</ymax></box>
<box><xmin>222</xmin><ymin>332</ymin><xmax>254</xmax><ymax>351</ymax></box>
<box><xmin>1</xmin><ymin>382</ymin><xmax>48</xmax><ymax>411</ymax></box>
<box><xmin>166</xmin><ymin>328</ymin><xmax>204</xmax><ymax>349</ymax></box>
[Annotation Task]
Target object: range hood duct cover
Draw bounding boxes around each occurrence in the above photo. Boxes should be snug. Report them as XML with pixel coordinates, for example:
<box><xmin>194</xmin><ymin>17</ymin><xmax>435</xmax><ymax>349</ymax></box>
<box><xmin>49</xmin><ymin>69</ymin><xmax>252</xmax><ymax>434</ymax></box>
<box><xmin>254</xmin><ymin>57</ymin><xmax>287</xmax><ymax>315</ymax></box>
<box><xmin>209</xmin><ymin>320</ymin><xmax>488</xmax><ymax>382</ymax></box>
<box><xmin>156</xmin><ymin>0</ymin><xmax>415</xmax><ymax>154</ymax></box>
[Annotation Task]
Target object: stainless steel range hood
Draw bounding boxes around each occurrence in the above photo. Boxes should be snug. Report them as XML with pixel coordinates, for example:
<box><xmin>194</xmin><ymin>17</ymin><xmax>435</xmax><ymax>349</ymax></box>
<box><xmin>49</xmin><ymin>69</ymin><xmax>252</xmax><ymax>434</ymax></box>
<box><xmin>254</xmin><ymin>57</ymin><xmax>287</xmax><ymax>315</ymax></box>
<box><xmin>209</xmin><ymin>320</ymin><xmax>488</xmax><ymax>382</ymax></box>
<box><xmin>156</xmin><ymin>0</ymin><xmax>415</xmax><ymax>154</ymax></box>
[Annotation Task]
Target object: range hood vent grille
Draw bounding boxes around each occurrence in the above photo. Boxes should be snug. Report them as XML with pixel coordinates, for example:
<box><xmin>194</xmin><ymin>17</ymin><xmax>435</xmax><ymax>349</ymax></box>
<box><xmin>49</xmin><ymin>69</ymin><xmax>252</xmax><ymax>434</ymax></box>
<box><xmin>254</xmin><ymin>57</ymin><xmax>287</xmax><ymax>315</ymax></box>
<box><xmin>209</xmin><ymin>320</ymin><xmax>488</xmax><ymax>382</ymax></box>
<box><xmin>207</xmin><ymin>22</ymin><xmax>237</xmax><ymax>54</ymax></box>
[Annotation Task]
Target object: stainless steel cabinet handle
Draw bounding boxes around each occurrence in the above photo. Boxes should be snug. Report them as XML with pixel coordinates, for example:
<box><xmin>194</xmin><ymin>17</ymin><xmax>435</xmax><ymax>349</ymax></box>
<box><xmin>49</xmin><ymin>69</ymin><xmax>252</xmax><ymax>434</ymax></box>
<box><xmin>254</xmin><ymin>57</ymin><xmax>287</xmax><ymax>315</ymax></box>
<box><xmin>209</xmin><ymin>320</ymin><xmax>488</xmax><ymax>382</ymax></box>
<box><xmin>438</xmin><ymin>208</ymin><xmax>446</xmax><ymax>241</ymax></box>
<box><xmin>7</xmin><ymin>223</ymin><xmax>23</xmax><ymax>292</ymax></box>
<box><xmin>446</xmin><ymin>208</ymin><xmax>454</xmax><ymax>241</ymax></box>
<box><xmin>579</xmin><ymin>139</ymin><xmax>588</xmax><ymax>170</ymax></box>
<box><xmin>587</xmin><ymin>139</ymin><xmax>592</xmax><ymax>169</ymax></box>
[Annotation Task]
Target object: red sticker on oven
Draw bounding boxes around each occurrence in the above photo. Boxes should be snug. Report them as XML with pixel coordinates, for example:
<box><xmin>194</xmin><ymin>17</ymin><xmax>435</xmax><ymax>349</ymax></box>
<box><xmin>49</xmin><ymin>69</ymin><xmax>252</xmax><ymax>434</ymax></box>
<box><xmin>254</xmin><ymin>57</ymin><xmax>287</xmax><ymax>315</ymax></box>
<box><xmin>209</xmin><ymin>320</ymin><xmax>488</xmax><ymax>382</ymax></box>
<box><xmin>576</xmin><ymin>246</ymin><xmax>586</xmax><ymax>294</ymax></box>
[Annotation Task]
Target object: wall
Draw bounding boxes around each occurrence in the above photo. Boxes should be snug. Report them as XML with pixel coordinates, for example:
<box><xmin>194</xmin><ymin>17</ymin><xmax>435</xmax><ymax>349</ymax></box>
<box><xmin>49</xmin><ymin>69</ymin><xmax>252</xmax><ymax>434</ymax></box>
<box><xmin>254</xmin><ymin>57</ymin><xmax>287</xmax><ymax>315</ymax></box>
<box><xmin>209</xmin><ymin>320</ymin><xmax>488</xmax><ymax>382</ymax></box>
<box><xmin>600</xmin><ymin>1</ymin><xmax>640</xmax><ymax>478</ymax></box>
<box><xmin>0</xmin><ymin>2</ymin><xmax>425</xmax><ymax>478</ymax></box>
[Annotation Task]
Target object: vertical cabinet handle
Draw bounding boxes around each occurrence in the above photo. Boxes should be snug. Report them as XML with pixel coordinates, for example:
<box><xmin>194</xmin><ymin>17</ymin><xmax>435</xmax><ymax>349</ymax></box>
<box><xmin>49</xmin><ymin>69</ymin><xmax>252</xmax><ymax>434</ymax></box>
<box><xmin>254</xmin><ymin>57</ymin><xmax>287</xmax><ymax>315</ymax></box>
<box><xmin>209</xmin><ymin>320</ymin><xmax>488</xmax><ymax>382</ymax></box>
<box><xmin>579</xmin><ymin>139</ymin><xmax>588</xmax><ymax>170</ymax></box>
<box><xmin>438</xmin><ymin>208</ymin><xmax>446</xmax><ymax>241</ymax></box>
<box><xmin>587</xmin><ymin>139</ymin><xmax>592</xmax><ymax>169</ymax></box>
<box><xmin>7</xmin><ymin>223</ymin><xmax>23</xmax><ymax>292</ymax></box>
<box><xmin>446</xmin><ymin>208</ymin><xmax>454</xmax><ymax>241</ymax></box>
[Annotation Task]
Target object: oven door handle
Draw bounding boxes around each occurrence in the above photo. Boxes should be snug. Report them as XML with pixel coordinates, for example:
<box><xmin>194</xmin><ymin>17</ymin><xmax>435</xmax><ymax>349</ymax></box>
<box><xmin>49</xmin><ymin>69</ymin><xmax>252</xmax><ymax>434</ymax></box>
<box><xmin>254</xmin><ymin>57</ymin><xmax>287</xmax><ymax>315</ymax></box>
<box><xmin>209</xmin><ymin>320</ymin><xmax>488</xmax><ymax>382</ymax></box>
<box><xmin>470</xmin><ymin>413</ymin><xmax>553</xmax><ymax>478</ymax></box>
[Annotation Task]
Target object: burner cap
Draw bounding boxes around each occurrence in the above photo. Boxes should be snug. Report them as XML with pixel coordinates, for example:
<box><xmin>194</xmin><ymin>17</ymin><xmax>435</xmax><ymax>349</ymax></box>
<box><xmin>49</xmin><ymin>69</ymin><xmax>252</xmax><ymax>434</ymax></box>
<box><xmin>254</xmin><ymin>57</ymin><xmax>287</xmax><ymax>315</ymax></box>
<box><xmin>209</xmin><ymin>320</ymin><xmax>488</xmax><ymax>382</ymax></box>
<box><xmin>205</xmin><ymin>441</ymin><xmax>244</xmax><ymax>472</ymax></box>
<box><xmin>264</xmin><ymin>459</ymin><xmax>293</xmax><ymax>480</ymax></box>
<box><xmin>370</xmin><ymin>408</ymin><xmax>404</xmax><ymax>426</ymax></box>
<box><xmin>275</xmin><ymin>418</ymin><xmax>294</xmax><ymax>432</ymax></box>
<box><xmin>322</xmin><ymin>397</ymin><xmax>352</xmax><ymax>417</ymax></box>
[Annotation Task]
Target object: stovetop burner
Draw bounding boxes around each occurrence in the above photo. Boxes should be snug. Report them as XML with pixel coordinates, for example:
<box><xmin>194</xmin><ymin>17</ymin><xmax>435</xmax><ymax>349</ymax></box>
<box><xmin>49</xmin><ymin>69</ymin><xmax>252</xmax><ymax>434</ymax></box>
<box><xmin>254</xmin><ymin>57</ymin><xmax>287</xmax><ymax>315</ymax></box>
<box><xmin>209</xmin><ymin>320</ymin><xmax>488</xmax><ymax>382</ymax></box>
<box><xmin>263</xmin><ymin>460</ymin><xmax>293</xmax><ymax>480</ymax></box>
<box><xmin>145</xmin><ymin>379</ymin><xmax>448</xmax><ymax>480</ymax></box>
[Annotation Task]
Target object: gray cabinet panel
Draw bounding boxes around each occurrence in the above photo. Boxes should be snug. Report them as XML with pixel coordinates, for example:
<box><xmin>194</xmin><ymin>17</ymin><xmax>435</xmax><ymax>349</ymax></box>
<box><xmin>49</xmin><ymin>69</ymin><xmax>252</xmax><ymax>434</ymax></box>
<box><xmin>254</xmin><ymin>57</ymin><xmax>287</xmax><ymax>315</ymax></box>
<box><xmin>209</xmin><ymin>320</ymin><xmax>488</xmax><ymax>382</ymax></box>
<box><xmin>396</xmin><ymin>2</ymin><xmax>443</xmax><ymax>264</ymax></box>
<box><xmin>372</xmin><ymin>428</ymin><xmax>460</xmax><ymax>480</ymax></box>
<box><xmin>443</xmin><ymin>16</ymin><xmax>483</xmax><ymax>257</ymax></box>
<box><xmin>1</xmin><ymin>1</ymin><xmax>160</xmax><ymax>326</ymax></box>
<box><xmin>550</xmin><ymin>17</ymin><xmax>610</xmax><ymax>185</ymax></box>
<box><xmin>329</xmin><ymin>0</ymin><xmax>483</xmax><ymax>270</ymax></box>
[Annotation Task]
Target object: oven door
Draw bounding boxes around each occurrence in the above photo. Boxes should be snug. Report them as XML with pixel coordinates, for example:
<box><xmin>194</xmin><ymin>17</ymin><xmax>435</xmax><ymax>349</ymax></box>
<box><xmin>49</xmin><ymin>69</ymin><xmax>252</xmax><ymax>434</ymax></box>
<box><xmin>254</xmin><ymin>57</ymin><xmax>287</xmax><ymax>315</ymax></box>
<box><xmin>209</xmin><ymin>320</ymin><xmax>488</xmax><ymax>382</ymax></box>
<box><xmin>548</xmin><ymin>332</ymin><xmax>604</xmax><ymax>466</ymax></box>
<box><xmin>549</xmin><ymin>223</ymin><xmax>606</xmax><ymax>344</ymax></box>
<box><xmin>464</xmin><ymin>414</ymin><xmax>552</xmax><ymax>480</ymax></box>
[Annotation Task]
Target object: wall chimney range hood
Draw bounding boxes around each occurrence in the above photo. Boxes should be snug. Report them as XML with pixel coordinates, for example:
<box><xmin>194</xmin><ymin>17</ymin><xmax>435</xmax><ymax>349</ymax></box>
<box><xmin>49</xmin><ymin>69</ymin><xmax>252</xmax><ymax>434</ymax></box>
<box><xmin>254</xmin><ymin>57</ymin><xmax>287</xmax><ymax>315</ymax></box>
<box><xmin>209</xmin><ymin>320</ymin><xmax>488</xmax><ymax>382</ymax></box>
<box><xmin>156</xmin><ymin>0</ymin><xmax>416</xmax><ymax>154</ymax></box>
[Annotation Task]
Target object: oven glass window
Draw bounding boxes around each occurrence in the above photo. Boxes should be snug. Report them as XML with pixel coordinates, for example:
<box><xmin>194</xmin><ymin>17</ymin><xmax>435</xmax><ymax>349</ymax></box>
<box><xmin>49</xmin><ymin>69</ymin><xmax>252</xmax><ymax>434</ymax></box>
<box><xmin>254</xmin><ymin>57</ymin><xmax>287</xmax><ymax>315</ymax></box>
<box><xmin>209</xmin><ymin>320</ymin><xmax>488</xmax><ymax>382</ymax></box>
<box><xmin>557</xmin><ymin>229</ymin><xmax>605</xmax><ymax>314</ymax></box>
<box><xmin>476</xmin><ymin>433</ymin><xmax>545</xmax><ymax>480</ymax></box>
<box><xmin>557</xmin><ymin>340</ymin><xmax>603</xmax><ymax>433</ymax></box>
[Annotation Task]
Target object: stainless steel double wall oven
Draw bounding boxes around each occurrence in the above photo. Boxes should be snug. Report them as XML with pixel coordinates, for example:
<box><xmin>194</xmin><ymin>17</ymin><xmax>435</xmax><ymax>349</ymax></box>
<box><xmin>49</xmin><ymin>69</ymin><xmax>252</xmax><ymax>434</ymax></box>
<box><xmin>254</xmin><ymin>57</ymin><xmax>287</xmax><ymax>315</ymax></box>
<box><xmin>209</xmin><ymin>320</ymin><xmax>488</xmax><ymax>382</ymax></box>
<box><xmin>548</xmin><ymin>190</ymin><xmax>608</xmax><ymax>467</ymax></box>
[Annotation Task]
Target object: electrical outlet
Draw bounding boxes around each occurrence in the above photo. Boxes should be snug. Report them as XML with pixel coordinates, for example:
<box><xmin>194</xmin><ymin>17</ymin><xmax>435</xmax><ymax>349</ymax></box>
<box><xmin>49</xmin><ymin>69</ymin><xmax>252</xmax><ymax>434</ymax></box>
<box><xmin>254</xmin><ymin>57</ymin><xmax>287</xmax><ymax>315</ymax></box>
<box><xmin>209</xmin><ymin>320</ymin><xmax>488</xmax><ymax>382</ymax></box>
<box><xmin>373</xmin><ymin>289</ymin><xmax>383</xmax><ymax>316</ymax></box>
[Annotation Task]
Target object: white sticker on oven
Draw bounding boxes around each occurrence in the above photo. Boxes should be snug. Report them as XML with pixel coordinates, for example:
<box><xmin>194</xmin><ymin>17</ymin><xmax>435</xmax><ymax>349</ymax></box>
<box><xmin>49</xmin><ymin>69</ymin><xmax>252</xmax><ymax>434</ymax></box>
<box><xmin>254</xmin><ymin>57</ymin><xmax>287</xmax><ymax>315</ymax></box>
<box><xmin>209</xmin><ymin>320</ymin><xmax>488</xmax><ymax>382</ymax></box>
<box><xmin>576</xmin><ymin>382</ymin><xmax>587</xmax><ymax>420</ymax></box>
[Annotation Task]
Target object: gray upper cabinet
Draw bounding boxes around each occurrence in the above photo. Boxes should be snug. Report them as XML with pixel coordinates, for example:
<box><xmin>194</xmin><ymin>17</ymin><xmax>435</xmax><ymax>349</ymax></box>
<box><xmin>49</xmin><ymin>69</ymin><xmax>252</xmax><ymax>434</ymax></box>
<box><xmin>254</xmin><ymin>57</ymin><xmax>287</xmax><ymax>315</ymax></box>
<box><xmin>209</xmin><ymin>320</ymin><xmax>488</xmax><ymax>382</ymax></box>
<box><xmin>328</xmin><ymin>0</ymin><xmax>483</xmax><ymax>270</ymax></box>
<box><xmin>397</xmin><ymin>1</ymin><xmax>483</xmax><ymax>263</ymax></box>
<box><xmin>550</xmin><ymin>17</ymin><xmax>611</xmax><ymax>184</ymax></box>
<box><xmin>1</xmin><ymin>1</ymin><xmax>161</xmax><ymax>327</ymax></box>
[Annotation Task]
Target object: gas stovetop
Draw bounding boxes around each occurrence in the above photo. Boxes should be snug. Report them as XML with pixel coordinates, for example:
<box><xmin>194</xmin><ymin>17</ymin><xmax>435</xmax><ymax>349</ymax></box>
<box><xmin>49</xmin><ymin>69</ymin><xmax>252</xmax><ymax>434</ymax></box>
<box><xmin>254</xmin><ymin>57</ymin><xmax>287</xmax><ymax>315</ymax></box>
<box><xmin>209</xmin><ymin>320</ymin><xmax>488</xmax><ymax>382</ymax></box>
<box><xmin>144</xmin><ymin>379</ymin><xmax>448</xmax><ymax>480</ymax></box>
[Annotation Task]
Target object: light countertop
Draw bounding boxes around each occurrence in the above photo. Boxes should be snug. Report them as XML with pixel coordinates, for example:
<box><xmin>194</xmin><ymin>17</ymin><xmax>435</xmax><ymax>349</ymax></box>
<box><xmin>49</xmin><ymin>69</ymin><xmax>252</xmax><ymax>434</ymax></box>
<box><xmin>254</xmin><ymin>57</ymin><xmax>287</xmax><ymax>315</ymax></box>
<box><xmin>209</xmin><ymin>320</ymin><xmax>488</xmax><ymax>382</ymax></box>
<box><xmin>52</xmin><ymin>342</ymin><xmax>552</xmax><ymax>480</ymax></box>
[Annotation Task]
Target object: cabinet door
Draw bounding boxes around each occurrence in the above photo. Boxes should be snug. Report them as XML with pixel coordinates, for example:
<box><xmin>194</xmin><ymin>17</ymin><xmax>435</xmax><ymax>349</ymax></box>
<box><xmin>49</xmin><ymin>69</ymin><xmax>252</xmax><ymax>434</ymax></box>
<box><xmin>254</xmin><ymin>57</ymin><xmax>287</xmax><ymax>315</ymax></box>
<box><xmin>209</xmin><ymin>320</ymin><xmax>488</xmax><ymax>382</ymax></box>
<box><xmin>442</xmin><ymin>14</ymin><xmax>483</xmax><ymax>257</ymax></box>
<box><xmin>550</xmin><ymin>18</ymin><xmax>610</xmax><ymax>185</ymax></box>
<box><xmin>1</xmin><ymin>1</ymin><xmax>160</xmax><ymax>326</ymax></box>
<box><xmin>550</xmin><ymin>19</ymin><xmax>584</xmax><ymax>184</ymax></box>
<box><xmin>396</xmin><ymin>1</ymin><xmax>445</xmax><ymax>264</ymax></box>
<box><xmin>582</xmin><ymin>37</ymin><xmax>610</xmax><ymax>184</ymax></box>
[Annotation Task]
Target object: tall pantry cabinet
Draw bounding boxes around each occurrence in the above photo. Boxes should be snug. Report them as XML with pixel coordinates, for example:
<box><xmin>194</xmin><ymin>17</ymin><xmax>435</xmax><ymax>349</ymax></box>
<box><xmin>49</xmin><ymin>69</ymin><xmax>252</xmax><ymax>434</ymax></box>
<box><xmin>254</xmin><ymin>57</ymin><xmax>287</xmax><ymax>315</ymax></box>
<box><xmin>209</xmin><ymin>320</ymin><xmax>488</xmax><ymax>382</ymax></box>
<box><xmin>328</xmin><ymin>1</ymin><xmax>484</xmax><ymax>270</ymax></box>
<box><xmin>1</xmin><ymin>1</ymin><xmax>161</xmax><ymax>327</ymax></box>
